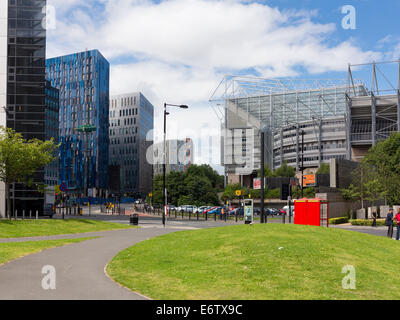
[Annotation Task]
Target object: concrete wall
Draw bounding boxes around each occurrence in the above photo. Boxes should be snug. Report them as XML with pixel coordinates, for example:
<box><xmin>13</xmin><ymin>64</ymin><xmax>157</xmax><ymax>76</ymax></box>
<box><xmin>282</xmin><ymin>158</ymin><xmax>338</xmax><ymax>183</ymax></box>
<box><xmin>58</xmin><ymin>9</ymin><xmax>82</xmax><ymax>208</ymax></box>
<box><xmin>316</xmin><ymin>191</ymin><xmax>361</xmax><ymax>219</ymax></box>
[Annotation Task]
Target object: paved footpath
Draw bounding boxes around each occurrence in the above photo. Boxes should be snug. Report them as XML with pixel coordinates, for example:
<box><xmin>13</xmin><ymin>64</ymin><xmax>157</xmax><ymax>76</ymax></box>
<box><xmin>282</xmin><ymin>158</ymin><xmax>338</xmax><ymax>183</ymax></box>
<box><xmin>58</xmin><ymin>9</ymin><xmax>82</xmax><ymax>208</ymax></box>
<box><xmin>0</xmin><ymin>227</ymin><xmax>188</xmax><ymax>300</ymax></box>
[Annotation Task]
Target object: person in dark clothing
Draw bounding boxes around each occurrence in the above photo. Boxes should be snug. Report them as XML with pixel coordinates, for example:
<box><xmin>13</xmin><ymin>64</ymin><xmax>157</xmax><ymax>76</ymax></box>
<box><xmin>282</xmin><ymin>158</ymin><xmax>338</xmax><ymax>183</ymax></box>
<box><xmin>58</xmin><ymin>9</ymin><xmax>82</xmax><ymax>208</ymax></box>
<box><xmin>372</xmin><ymin>209</ymin><xmax>377</xmax><ymax>227</ymax></box>
<box><xmin>386</xmin><ymin>208</ymin><xmax>394</xmax><ymax>238</ymax></box>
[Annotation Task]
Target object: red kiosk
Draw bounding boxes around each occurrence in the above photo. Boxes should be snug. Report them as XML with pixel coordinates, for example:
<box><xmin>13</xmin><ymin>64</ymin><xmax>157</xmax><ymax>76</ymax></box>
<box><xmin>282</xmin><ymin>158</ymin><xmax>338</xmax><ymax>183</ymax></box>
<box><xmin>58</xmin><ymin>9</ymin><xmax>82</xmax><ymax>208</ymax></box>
<box><xmin>294</xmin><ymin>199</ymin><xmax>329</xmax><ymax>227</ymax></box>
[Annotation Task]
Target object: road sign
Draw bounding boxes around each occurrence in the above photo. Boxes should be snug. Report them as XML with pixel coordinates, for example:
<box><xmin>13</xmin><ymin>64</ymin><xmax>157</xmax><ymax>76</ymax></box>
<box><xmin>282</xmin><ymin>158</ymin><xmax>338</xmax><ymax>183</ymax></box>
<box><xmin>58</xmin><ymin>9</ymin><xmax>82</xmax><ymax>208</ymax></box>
<box><xmin>60</xmin><ymin>183</ymin><xmax>67</xmax><ymax>193</ymax></box>
<box><xmin>302</xmin><ymin>175</ymin><xmax>316</xmax><ymax>187</ymax></box>
<box><xmin>235</xmin><ymin>190</ymin><xmax>243</xmax><ymax>196</ymax></box>
<box><xmin>244</xmin><ymin>199</ymin><xmax>254</xmax><ymax>224</ymax></box>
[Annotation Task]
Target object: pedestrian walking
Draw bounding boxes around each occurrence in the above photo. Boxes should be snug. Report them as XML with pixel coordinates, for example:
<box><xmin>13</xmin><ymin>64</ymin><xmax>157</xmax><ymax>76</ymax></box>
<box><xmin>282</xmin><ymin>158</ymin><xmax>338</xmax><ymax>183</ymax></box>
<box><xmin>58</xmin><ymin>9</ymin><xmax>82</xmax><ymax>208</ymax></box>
<box><xmin>395</xmin><ymin>209</ymin><xmax>400</xmax><ymax>241</ymax></box>
<box><xmin>372</xmin><ymin>209</ymin><xmax>377</xmax><ymax>227</ymax></box>
<box><xmin>386</xmin><ymin>208</ymin><xmax>394</xmax><ymax>238</ymax></box>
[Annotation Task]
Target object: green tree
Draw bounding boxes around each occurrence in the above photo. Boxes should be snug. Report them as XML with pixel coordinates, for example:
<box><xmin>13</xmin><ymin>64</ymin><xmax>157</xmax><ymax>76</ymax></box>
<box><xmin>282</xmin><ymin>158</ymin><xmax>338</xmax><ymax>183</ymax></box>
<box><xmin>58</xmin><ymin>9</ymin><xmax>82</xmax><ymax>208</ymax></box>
<box><xmin>0</xmin><ymin>127</ymin><xmax>58</xmax><ymax>219</ymax></box>
<box><xmin>362</xmin><ymin>132</ymin><xmax>400</xmax><ymax>205</ymax></box>
<box><xmin>316</xmin><ymin>163</ymin><xmax>330</xmax><ymax>175</ymax></box>
<box><xmin>257</xmin><ymin>167</ymin><xmax>273</xmax><ymax>178</ymax></box>
<box><xmin>152</xmin><ymin>164</ymin><xmax>222</xmax><ymax>206</ymax></box>
<box><xmin>273</xmin><ymin>162</ymin><xmax>296</xmax><ymax>178</ymax></box>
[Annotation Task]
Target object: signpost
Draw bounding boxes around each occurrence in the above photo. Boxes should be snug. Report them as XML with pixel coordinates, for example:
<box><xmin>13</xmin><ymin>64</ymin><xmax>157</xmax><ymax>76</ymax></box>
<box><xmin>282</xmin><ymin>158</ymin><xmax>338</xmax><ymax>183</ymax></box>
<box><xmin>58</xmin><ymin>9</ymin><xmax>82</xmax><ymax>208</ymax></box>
<box><xmin>244</xmin><ymin>199</ymin><xmax>254</xmax><ymax>225</ymax></box>
<box><xmin>302</xmin><ymin>174</ymin><xmax>316</xmax><ymax>188</ymax></box>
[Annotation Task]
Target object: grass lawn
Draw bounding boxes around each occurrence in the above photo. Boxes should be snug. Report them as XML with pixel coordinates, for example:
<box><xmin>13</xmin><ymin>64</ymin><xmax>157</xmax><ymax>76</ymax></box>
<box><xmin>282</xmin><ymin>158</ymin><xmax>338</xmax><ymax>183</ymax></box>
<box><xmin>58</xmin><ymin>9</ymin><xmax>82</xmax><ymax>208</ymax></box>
<box><xmin>0</xmin><ymin>219</ymin><xmax>133</xmax><ymax>238</ymax></box>
<box><xmin>0</xmin><ymin>237</ymin><xmax>96</xmax><ymax>265</ymax></box>
<box><xmin>107</xmin><ymin>224</ymin><xmax>400</xmax><ymax>300</ymax></box>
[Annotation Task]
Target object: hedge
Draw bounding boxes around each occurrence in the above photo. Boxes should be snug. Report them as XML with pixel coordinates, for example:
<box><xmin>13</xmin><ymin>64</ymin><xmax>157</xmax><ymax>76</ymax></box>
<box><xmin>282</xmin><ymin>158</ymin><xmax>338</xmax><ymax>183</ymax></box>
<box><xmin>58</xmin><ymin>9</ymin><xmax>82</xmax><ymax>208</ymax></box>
<box><xmin>349</xmin><ymin>219</ymin><xmax>395</xmax><ymax>227</ymax></box>
<box><xmin>329</xmin><ymin>217</ymin><xmax>349</xmax><ymax>225</ymax></box>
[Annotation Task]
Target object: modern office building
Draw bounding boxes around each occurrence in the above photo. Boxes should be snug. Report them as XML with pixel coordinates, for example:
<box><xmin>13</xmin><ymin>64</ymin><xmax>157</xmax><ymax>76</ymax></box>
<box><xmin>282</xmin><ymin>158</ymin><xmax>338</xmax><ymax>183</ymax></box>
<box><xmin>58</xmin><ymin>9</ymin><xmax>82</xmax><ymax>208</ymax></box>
<box><xmin>0</xmin><ymin>0</ymin><xmax>48</xmax><ymax>218</ymax></box>
<box><xmin>44</xmin><ymin>80</ymin><xmax>59</xmax><ymax>204</ymax></box>
<box><xmin>109</xmin><ymin>93</ymin><xmax>154</xmax><ymax>197</ymax></box>
<box><xmin>46</xmin><ymin>50</ymin><xmax>110</xmax><ymax>198</ymax></box>
<box><xmin>153</xmin><ymin>138</ymin><xmax>194</xmax><ymax>176</ymax></box>
<box><xmin>44</xmin><ymin>80</ymin><xmax>59</xmax><ymax>187</ymax></box>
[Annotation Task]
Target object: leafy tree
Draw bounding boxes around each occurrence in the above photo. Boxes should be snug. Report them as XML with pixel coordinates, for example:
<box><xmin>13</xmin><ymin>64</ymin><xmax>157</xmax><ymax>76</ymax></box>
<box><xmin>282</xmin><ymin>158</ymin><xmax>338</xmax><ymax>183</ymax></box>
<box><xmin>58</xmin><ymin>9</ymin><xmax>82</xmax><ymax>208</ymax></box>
<box><xmin>257</xmin><ymin>167</ymin><xmax>273</xmax><ymax>178</ymax></box>
<box><xmin>273</xmin><ymin>162</ymin><xmax>296</xmax><ymax>178</ymax></box>
<box><xmin>0</xmin><ymin>127</ymin><xmax>58</xmax><ymax>219</ymax></box>
<box><xmin>362</xmin><ymin>132</ymin><xmax>400</xmax><ymax>205</ymax></box>
<box><xmin>152</xmin><ymin>164</ymin><xmax>222</xmax><ymax>206</ymax></box>
<box><xmin>316</xmin><ymin>163</ymin><xmax>330</xmax><ymax>175</ymax></box>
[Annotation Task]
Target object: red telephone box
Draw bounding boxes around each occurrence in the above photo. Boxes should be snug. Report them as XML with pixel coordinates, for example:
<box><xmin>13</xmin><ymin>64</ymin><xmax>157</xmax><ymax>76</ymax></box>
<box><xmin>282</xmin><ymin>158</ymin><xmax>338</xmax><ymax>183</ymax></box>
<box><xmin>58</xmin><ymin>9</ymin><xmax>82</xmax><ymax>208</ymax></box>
<box><xmin>294</xmin><ymin>199</ymin><xmax>329</xmax><ymax>227</ymax></box>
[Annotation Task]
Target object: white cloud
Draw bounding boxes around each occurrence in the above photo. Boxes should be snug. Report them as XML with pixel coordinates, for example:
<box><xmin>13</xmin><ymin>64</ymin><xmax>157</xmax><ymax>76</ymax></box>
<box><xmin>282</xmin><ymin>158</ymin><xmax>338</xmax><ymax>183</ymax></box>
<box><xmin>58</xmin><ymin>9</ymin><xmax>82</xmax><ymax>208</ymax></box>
<box><xmin>46</xmin><ymin>0</ymin><xmax>384</xmax><ymax>172</ymax></box>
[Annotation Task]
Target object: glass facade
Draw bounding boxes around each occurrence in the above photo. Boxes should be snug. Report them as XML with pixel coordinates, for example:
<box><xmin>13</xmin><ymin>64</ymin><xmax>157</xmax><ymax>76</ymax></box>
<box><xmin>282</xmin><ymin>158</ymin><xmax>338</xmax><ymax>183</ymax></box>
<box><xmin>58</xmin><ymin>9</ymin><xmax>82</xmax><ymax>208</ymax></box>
<box><xmin>7</xmin><ymin>0</ymin><xmax>47</xmax><ymax>214</ymax></box>
<box><xmin>44</xmin><ymin>80</ymin><xmax>59</xmax><ymax>187</ymax></box>
<box><xmin>46</xmin><ymin>50</ymin><xmax>110</xmax><ymax>195</ymax></box>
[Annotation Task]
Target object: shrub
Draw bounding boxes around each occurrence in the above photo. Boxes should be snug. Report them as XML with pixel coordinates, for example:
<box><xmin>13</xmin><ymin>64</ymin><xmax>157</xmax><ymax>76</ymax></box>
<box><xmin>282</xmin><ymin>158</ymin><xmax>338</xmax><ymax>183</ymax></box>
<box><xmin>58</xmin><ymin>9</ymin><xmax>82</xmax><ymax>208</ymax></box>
<box><xmin>329</xmin><ymin>217</ymin><xmax>349</xmax><ymax>225</ymax></box>
<box><xmin>349</xmin><ymin>219</ymin><xmax>391</xmax><ymax>227</ymax></box>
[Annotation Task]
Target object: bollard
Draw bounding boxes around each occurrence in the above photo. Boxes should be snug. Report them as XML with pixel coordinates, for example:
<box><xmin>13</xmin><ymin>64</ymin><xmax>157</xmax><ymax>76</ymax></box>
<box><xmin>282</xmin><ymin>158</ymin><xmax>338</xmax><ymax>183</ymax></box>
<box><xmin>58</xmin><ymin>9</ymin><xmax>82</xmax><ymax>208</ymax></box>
<box><xmin>15</xmin><ymin>210</ymin><xmax>17</xmax><ymax>220</ymax></box>
<box><xmin>36</xmin><ymin>210</ymin><xmax>38</xmax><ymax>220</ymax></box>
<box><xmin>175</xmin><ymin>210</ymin><xmax>177</xmax><ymax>219</ymax></box>
<box><xmin>182</xmin><ymin>210</ymin><xmax>184</xmax><ymax>220</ymax></box>
<box><xmin>206</xmin><ymin>212</ymin><xmax>208</xmax><ymax>221</ymax></box>
<box><xmin>235</xmin><ymin>212</ymin><xmax>238</xmax><ymax>223</ymax></box>
<box><xmin>214</xmin><ymin>213</ymin><xmax>217</xmax><ymax>221</ymax></box>
<box><xmin>29</xmin><ymin>210</ymin><xmax>32</xmax><ymax>220</ymax></box>
<box><xmin>197</xmin><ymin>212</ymin><xmax>199</xmax><ymax>221</ymax></box>
<box><xmin>23</xmin><ymin>210</ymin><xmax>25</xmax><ymax>220</ymax></box>
<box><xmin>225</xmin><ymin>212</ymin><xmax>227</xmax><ymax>222</ymax></box>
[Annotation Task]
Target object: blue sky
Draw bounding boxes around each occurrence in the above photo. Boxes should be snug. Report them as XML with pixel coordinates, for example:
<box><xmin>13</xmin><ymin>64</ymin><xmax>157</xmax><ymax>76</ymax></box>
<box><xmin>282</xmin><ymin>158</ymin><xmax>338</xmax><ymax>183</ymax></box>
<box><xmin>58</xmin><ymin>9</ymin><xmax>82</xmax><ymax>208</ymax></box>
<box><xmin>46</xmin><ymin>0</ymin><xmax>400</xmax><ymax>172</ymax></box>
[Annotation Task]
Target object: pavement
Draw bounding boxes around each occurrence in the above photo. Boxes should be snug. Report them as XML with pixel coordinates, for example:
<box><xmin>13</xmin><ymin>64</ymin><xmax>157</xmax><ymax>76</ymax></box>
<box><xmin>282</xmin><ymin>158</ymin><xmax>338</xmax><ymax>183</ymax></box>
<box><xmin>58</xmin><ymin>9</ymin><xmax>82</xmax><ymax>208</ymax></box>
<box><xmin>0</xmin><ymin>226</ymin><xmax>186</xmax><ymax>300</ymax></box>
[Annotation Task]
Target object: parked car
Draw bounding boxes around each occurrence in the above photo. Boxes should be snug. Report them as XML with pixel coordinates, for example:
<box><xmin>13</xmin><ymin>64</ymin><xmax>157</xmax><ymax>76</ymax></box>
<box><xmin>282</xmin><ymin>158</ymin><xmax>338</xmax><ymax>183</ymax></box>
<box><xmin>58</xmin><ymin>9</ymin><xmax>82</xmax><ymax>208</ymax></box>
<box><xmin>229</xmin><ymin>207</ymin><xmax>244</xmax><ymax>216</ymax></box>
<box><xmin>270</xmin><ymin>208</ymin><xmax>282</xmax><ymax>216</ymax></box>
<box><xmin>206</xmin><ymin>206</ymin><xmax>222</xmax><ymax>215</ymax></box>
<box><xmin>197</xmin><ymin>206</ymin><xmax>209</xmax><ymax>214</ymax></box>
<box><xmin>167</xmin><ymin>205</ymin><xmax>177</xmax><ymax>211</ymax></box>
<box><xmin>283</xmin><ymin>205</ymin><xmax>295</xmax><ymax>217</ymax></box>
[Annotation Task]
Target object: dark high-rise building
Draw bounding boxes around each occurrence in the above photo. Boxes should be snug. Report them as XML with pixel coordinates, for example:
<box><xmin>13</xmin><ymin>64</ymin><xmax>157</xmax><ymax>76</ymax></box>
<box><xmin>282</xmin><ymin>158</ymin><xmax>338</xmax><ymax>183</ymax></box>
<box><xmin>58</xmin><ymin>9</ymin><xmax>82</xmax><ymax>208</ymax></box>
<box><xmin>0</xmin><ymin>0</ymin><xmax>48</xmax><ymax>218</ymax></box>
<box><xmin>46</xmin><ymin>50</ymin><xmax>110</xmax><ymax>198</ymax></box>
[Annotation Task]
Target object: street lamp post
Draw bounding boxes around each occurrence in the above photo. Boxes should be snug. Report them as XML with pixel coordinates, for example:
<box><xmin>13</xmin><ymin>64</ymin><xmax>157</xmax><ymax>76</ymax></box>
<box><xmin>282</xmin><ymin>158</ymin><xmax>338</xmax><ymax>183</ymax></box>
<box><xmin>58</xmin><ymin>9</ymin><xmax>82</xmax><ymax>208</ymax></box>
<box><xmin>163</xmin><ymin>103</ymin><xmax>189</xmax><ymax>227</ymax></box>
<box><xmin>76</xmin><ymin>124</ymin><xmax>96</xmax><ymax>216</ymax></box>
<box><xmin>301</xmin><ymin>130</ymin><xmax>305</xmax><ymax>198</ymax></box>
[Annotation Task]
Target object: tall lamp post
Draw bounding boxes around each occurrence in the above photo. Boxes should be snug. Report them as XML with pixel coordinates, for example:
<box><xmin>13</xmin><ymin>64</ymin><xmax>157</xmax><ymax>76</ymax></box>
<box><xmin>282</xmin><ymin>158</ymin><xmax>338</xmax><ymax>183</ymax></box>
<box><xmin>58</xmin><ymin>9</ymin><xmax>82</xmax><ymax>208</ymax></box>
<box><xmin>76</xmin><ymin>124</ymin><xmax>96</xmax><ymax>216</ymax></box>
<box><xmin>163</xmin><ymin>103</ymin><xmax>189</xmax><ymax>227</ymax></box>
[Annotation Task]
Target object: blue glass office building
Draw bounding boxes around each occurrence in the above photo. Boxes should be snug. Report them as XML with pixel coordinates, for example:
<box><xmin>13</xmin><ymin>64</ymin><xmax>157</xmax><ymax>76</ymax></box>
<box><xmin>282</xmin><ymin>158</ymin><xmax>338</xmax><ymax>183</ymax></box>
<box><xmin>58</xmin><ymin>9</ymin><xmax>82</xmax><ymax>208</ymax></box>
<box><xmin>46</xmin><ymin>50</ymin><xmax>110</xmax><ymax>196</ymax></box>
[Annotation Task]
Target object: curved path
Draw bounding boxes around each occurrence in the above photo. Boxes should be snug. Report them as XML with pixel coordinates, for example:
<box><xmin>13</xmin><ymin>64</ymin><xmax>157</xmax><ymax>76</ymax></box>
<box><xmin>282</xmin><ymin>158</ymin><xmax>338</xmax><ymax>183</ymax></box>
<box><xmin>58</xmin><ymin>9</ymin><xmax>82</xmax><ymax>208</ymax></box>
<box><xmin>0</xmin><ymin>227</ymin><xmax>188</xmax><ymax>300</ymax></box>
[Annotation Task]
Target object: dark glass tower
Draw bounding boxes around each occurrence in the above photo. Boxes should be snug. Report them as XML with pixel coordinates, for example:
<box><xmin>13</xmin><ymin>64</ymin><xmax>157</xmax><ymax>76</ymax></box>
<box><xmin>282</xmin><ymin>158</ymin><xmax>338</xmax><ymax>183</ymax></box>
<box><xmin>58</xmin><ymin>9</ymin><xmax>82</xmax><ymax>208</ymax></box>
<box><xmin>4</xmin><ymin>0</ymin><xmax>47</xmax><ymax>216</ymax></box>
